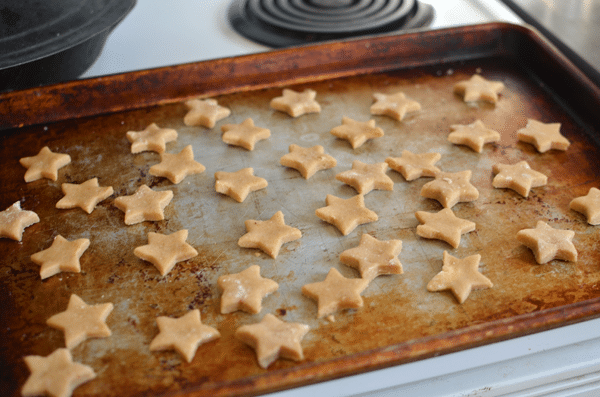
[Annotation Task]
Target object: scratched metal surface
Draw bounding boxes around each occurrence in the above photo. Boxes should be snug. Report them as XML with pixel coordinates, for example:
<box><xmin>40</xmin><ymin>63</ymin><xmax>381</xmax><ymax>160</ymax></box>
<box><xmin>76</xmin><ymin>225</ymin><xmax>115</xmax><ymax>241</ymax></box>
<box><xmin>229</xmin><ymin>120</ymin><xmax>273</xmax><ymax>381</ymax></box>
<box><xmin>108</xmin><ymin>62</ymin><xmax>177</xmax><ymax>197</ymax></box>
<box><xmin>1</xmin><ymin>57</ymin><xmax>600</xmax><ymax>397</ymax></box>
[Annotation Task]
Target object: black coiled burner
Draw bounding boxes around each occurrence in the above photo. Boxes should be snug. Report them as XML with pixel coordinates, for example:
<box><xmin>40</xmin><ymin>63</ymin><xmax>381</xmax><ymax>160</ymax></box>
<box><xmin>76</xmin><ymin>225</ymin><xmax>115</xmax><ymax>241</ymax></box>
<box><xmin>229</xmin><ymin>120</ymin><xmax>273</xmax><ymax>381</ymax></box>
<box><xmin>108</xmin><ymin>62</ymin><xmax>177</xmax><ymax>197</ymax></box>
<box><xmin>228</xmin><ymin>0</ymin><xmax>434</xmax><ymax>47</ymax></box>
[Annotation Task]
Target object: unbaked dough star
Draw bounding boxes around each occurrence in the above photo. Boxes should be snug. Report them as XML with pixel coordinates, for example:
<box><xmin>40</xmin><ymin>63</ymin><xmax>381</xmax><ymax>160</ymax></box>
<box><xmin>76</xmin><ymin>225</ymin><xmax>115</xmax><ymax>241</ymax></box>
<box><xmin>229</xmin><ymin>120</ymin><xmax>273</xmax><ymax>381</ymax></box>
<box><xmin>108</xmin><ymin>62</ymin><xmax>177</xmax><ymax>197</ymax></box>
<box><xmin>150</xmin><ymin>309</ymin><xmax>220</xmax><ymax>363</ymax></box>
<box><xmin>0</xmin><ymin>201</ymin><xmax>39</xmax><ymax>241</ymax></box>
<box><xmin>270</xmin><ymin>88</ymin><xmax>321</xmax><ymax>118</ymax></box>
<box><xmin>448</xmin><ymin>119</ymin><xmax>500</xmax><ymax>153</ymax></box>
<box><xmin>238</xmin><ymin>211</ymin><xmax>301</xmax><ymax>258</ymax></box>
<box><xmin>235</xmin><ymin>313</ymin><xmax>309</xmax><ymax>369</ymax></box>
<box><xmin>420</xmin><ymin>170</ymin><xmax>479</xmax><ymax>208</ymax></box>
<box><xmin>315</xmin><ymin>194</ymin><xmax>378</xmax><ymax>236</ymax></box>
<box><xmin>370</xmin><ymin>91</ymin><xmax>421</xmax><ymax>121</ymax></box>
<box><xmin>183</xmin><ymin>98</ymin><xmax>231</xmax><ymax>128</ymax></box>
<box><xmin>516</xmin><ymin>221</ymin><xmax>577</xmax><ymax>264</ymax></box>
<box><xmin>339</xmin><ymin>234</ymin><xmax>403</xmax><ymax>281</ymax></box>
<box><xmin>113</xmin><ymin>185</ymin><xmax>173</xmax><ymax>225</ymax></box>
<box><xmin>31</xmin><ymin>235</ymin><xmax>90</xmax><ymax>280</ymax></box>
<box><xmin>134</xmin><ymin>230</ymin><xmax>198</xmax><ymax>276</ymax></box>
<box><xmin>453</xmin><ymin>74</ymin><xmax>505</xmax><ymax>104</ymax></box>
<box><xmin>415</xmin><ymin>208</ymin><xmax>476</xmax><ymax>248</ymax></box>
<box><xmin>221</xmin><ymin>118</ymin><xmax>271</xmax><ymax>150</ymax></box>
<box><xmin>570</xmin><ymin>187</ymin><xmax>600</xmax><ymax>225</ymax></box>
<box><xmin>427</xmin><ymin>251</ymin><xmax>492</xmax><ymax>304</ymax></box>
<box><xmin>329</xmin><ymin>116</ymin><xmax>384</xmax><ymax>149</ymax></box>
<box><xmin>385</xmin><ymin>150</ymin><xmax>441</xmax><ymax>181</ymax></box>
<box><xmin>335</xmin><ymin>160</ymin><xmax>393</xmax><ymax>195</ymax></box>
<box><xmin>279</xmin><ymin>144</ymin><xmax>337</xmax><ymax>179</ymax></box>
<box><xmin>19</xmin><ymin>146</ymin><xmax>71</xmax><ymax>182</ymax></box>
<box><xmin>214</xmin><ymin>167</ymin><xmax>268</xmax><ymax>203</ymax></box>
<box><xmin>46</xmin><ymin>294</ymin><xmax>113</xmax><ymax>349</ymax></box>
<box><xmin>217</xmin><ymin>265</ymin><xmax>279</xmax><ymax>314</ymax></box>
<box><xmin>492</xmin><ymin>161</ymin><xmax>547</xmax><ymax>197</ymax></box>
<box><xmin>517</xmin><ymin>119</ymin><xmax>570</xmax><ymax>153</ymax></box>
<box><xmin>149</xmin><ymin>145</ymin><xmax>206</xmax><ymax>184</ymax></box>
<box><xmin>56</xmin><ymin>178</ymin><xmax>114</xmax><ymax>213</ymax></box>
<box><xmin>126</xmin><ymin>123</ymin><xmax>178</xmax><ymax>154</ymax></box>
<box><xmin>22</xmin><ymin>348</ymin><xmax>96</xmax><ymax>397</ymax></box>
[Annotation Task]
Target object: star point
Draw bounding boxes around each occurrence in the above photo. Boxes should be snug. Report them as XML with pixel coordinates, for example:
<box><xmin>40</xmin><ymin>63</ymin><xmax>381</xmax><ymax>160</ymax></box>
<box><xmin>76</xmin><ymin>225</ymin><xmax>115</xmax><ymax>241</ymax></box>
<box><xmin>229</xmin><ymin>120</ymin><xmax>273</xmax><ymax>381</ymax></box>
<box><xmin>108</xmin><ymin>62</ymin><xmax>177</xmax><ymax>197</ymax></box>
<box><xmin>126</xmin><ymin>123</ymin><xmax>178</xmax><ymax>154</ymax></box>
<box><xmin>570</xmin><ymin>187</ymin><xmax>600</xmax><ymax>225</ymax></box>
<box><xmin>329</xmin><ymin>116</ymin><xmax>384</xmax><ymax>149</ymax></box>
<box><xmin>415</xmin><ymin>208</ymin><xmax>476</xmax><ymax>248</ymax></box>
<box><xmin>516</xmin><ymin>221</ymin><xmax>577</xmax><ymax>264</ymax></box>
<box><xmin>279</xmin><ymin>144</ymin><xmax>337</xmax><ymax>179</ymax></box>
<box><xmin>270</xmin><ymin>88</ymin><xmax>321</xmax><ymax>117</ymax></box>
<box><xmin>214</xmin><ymin>167</ymin><xmax>268</xmax><ymax>203</ymax></box>
<box><xmin>56</xmin><ymin>178</ymin><xmax>114</xmax><ymax>214</ymax></box>
<box><xmin>421</xmin><ymin>170</ymin><xmax>479</xmax><ymax>208</ymax></box>
<box><xmin>19</xmin><ymin>146</ymin><xmax>71</xmax><ymax>182</ymax></box>
<box><xmin>218</xmin><ymin>265</ymin><xmax>279</xmax><ymax>314</ymax></box>
<box><xmin>183</xmin><ymin>98</ymin><xmax>231</xmax><ymax>128</ymax></box>
<box><xmin>0</xmin><ymin>201</ymin><xmax>39</xmax><ymax>241</ymax></box>
<box><xmin>113</xmin><ymin>185</ymin><xmax>173</xmax><ymax>225</ymax></box>
<box><xmin>238</xmin><ymin>211</ymin><xmax>302</xmax><ymax>258</ymax></box>
<box><xmin>385</xmin><ymin>150</ymin><xmax>441</xmax><ymax>181</ymax></box>
<box><xmin>453</xmin><ymin>74</ymin><xmax>505</xmax><ymax>104</ymax></box>
<box><xmin>370</xmin><ymin>91</ymin><xmax>421</xmax><ymax>121</ymax></box>
<box><xmin>492</xmin><ymin>161</ymin><xmax>547</xmax><ymax>197</ymax></box>
<box><xmin>221</xmin><ymin>118</ymin><xmax>270</xmax><ymax>151</ymax></box>
<box><xmin>517</xmin><ymin>119</ymin><xmax>570</xmax><ymax>153</ymax></box>
<box><xmin>31</xmin><ymin>235</ymin><xmax>90</xmax><ymax>279</ymax></box>
<box><xmin>149</xmin><ymin>145</ymin><xmax>206</xmax><ymax>184</ymax></box>
<box><xmin>339</xmin><ymin>234</ymin><xmax>403</xmax><ymax>281</ymax></box>
<box><xmin>448</xmin><ymin>119</ymin><xmax>500</xmax><ymax>152</ymax></box>
<box><xmin>335</xmin><ymin>160</ymin><xmax>393</xmax><ymax>195</ymax></box>
<box><xmin>134</xmin><ymin>230</ymin><xmax>198</xmax><ymax>276</ymax></box>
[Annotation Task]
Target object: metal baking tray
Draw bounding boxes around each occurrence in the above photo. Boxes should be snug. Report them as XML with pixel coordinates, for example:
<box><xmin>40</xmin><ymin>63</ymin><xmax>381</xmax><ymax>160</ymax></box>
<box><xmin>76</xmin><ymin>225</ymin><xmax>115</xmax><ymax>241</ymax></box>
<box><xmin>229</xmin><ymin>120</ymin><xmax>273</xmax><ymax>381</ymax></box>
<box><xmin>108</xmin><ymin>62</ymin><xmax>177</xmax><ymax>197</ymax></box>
<box><xmin>1</xmin><ymin>23</ymin><xmax>600</xmax><ymax>397</ymax></box>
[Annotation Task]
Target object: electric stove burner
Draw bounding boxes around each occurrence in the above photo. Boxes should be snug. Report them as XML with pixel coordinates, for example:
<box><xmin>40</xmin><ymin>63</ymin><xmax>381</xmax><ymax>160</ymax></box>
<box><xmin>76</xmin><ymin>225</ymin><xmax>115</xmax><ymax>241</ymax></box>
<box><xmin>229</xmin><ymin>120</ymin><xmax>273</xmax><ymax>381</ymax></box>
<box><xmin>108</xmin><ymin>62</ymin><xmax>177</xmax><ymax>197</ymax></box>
<box><xmin>228</xmin><ymin>0</ymin><xmax>434</xmax><ymax>47</ymax></box>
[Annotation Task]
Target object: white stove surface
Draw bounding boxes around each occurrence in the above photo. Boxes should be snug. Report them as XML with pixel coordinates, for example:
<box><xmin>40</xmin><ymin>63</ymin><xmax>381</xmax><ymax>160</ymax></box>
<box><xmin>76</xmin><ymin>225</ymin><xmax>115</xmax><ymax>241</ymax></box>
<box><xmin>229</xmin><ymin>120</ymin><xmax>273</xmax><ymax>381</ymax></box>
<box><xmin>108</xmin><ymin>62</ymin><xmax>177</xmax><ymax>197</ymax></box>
<box><xmin>82</xmin><ymin>1</ymin><xmax>600</xmax><ymax>396</ymax></box>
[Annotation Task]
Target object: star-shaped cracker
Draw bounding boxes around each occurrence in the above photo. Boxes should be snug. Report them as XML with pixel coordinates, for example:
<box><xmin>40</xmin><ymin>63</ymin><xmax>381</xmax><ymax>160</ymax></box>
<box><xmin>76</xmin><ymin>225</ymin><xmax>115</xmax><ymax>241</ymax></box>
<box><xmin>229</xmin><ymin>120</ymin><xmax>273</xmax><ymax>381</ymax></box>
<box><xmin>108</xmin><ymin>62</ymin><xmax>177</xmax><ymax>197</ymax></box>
<box><xmin>279</xmin><ymin>144</ymin><xmax>337</xmax><ymax>179</ymax></box>
<box><xmin>19</xmin><ymin>146</ymin><xmax>71</xmax><ymax>182</ymax></box>
<box><xmin>385</xmin><ymin>150</ymin><xmax>441</xmax><ymax>181</ymax></box>
<box><xmin>415</xmin><ymin>208</ymin><xmax>476</xmax><ymax>248</ymax></box>
<box><xmin>453</xmin><ymin>74</ymin><xmax>505</xmax><ymax>104</ymax></box>
<box><xmin>149</xmin><ymin>145</ymin><xmax>205</xmax><ymax>184</ymax></box>
<box><xmin>31</xmin><ymin>235</ymin><xmax>90</xmax><ymax>280</ymax></box>
<box><xmin>149</xmin><ymin>309</ymin><xmax>220</xmax><ymax>363</ymax></box>
<box><xmin>46</xmin><ymin>294</ymin><xmax>113</xmax><ymax>349</ymax></box>
<box><xmin>570</xmin><ymin>187</ymin><xmax>600</xmax><ymax>225</ymax></box>
<box><xmin>270</xmin><ymin>88</ymin><xmax>321</xmax><ymax>118</ymax></box>
<box><xmin>316</xmin><ymin>194</ymin><xmax>378</xmax><ymax>236</ymax></box>
<box><xmin>421</xmin><ymin>170</ymin><xmax>479</xmax><ymax>208</ymax></box>
<box><xmin>126</xmin><ymin>123</ymin><xmax>178</xmax><ymax>154</ymax></box>
<box><xmin>238</xmin><ymin>211</ymin><xmax>301</xmax><ymax>258</ymax></box>
<box><xmin>0</xmin><ymin>201</ymin><xmax>39</xmax><ymax>241</ymax></box>
<box><xmin>335</xmin><ymin>160</ymin><xmax>393</xmax><ymax>194</ymax></box>
<box><xmin>516</xmin><ymin>221</ymin><xmax>577</xmax><ymax>264</ymax></box>
<box><xmin>370</xmin><ymin>92</ymin><xmax>421</xmax><ymax>121</ymax></box>
<box><xmin>302</xmin><ymin>268</ymin><xmax>369</xmax><ymax>318</ymax></box>
<box><xmin>22</xmin><ymin>348</ymin><xmax>96</xmax><ymax>397</ymax></box>
<box><xmin>492</xmin><ymin>161</ymin><xmax>547</xmax><ymax>197</ymax></box>
<box><xmin>133</xmin><ymin>230</ymin><xmax>198</xmax><ymax>276</ymax></box>
<box><xmin>517</xmin><ymin>119</ymin><xmax>570</xmax><ymax>153</ymax></box>
<box><xmin>55</xmin><ymin>178</ymin><xmax>114</xmax><ymax>214</ymax></box>
<box><xmin>427</xmin><ymin>251</ymin><xmax>492</xmax><ymax>303</ymax></box>
<box><xmin>183</xmin><ymin>98</ymin><xmax>231</xmax><ymax>128</ymax></box>
<box><xmin>329</xmin><ymin>116</ymin><xmax>384</xmax><ymax>149</ymax></box>
<box><xmin>339</xmin><ymin>234</ymin><xmax>403</xmax><ymax>281</ymax></box>
<box><xmin>221</xmin><ymin>118</ymin><xmax>271</xmax><ymax>151</ymax></box>
<box><xmin>114</xmin><ymin>185</ymin><xmax>173</xmax><ymax>225</ymax></box>
<box><xmin>235</xmin><ymin>313</ymin><xmax>309</xmax><ymax>369</ymax></box>
<box><xmin>448</xmin><ymin>119</ymin><xmax>500</xmax><ymax>152</ymax></box>
<box><xmin>217</xmin><ymin>265</ymin><xmax>279</xmax><ymax>314</ymax></box>
<box><xmin>214</xmin><ymin>167</ymin><xmax>268</xmax><ymax>203</ymax></box>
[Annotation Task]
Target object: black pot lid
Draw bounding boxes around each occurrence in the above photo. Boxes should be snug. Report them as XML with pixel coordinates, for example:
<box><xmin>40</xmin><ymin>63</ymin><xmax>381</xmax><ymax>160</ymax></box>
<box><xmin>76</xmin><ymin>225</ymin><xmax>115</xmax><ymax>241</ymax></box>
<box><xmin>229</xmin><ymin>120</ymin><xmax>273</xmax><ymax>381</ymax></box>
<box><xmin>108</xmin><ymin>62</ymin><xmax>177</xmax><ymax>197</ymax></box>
<box><xmin>0</xmin><ymin>0</ymin><xmax>136</xmax><ymax>70</ymax></box>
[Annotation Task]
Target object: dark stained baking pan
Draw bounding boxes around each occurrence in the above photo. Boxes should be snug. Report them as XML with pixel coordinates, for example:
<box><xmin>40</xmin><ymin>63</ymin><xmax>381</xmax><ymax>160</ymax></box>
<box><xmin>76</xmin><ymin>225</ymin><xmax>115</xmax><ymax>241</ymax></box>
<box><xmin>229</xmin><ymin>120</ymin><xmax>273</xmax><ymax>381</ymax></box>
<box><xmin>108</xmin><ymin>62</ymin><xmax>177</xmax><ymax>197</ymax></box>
<box><xmin>1</xmin><ymin>23</ymin><xmax>600</xmax><ymax>397</ymax></box>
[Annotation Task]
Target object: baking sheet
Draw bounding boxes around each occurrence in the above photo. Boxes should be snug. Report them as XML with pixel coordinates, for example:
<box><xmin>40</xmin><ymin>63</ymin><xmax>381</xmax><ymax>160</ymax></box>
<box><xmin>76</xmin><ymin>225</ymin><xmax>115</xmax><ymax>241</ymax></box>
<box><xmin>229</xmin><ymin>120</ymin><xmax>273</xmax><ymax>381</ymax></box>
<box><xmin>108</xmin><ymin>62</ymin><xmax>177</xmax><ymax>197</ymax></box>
<box><xmin>2</xmin><ymin>23</ymin><xmax>600</xmax><ymax>397</ymax></box>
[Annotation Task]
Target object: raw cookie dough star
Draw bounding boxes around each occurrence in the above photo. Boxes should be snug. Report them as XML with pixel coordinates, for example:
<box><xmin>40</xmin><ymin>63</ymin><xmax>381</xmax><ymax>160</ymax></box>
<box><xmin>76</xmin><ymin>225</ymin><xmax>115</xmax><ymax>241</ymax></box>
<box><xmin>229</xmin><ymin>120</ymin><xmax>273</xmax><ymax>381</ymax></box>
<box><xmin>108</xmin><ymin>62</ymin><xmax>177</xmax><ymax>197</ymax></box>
<box><xmin>217</xmin><ymin>265</ymin><xmax>279</xmax><ymax>314</ymax></box>
<box><xmin>339</xmin><ymin>234</ymin><xmax>403</xmax><ymax>281</ymax></box>
<box><xmin>149</xmin><ymin>145</ymin><xmax>206</xmax><ymax>184</ymax></box>
<box><xmin>214</xmin><ymin>167</ymin><xmax>268</xmax><ymax>203</ymax></box>
<box><xmin>370</xmin><ymin>91</ymin><xmax>421</xmax><ymax>121</ymax></box>
<box><xmin>149</xmin><ymin>309</ymin><xmax>220</xmax><ymax>363</ymax></box>
<box><xmin>330</xmin><ymin>116</ymin><xmax>384</xmax><ymax>149</ymax></box>
<box><xmin>56</xmin><ymin>178</ymin><xmax>114</xmax><ymax>214</ymax></box>
<box><xmin>46</xmin><ymin>294</ymin><xmax>113</xmax><ymax>349</ymax></box>
<box><xmin>31</xmin><ymin>235</ymin><xmax>90</xmax><ymax>280</ymax></box>
<box><xmin>415</xmin><ymin>208</ymin><xmax>476</xmax><ymax>248</ymax></box>
<box><xmin>570</xmin><ymin>187</ymin><xmax>600</xmax><ymax>225</ymax></box>
<box><xmin>516</xmin><ymin>220</ymin><xmax>577</xmax><ymax>264</ymax></box>
<box><xmin>302</xmin><ymin>268</ymin><xmax>369</xmax><ymax>319</ymax></box>
<box><xmin>448</xmin><ymin>119</ymin><xmax>500</xmax><ymax>152</ymax></box>
<box><xmin>126</xmin><ymin>123</ymin><xmax>178</xmax><ymax>154</ymax></box>
<box><xmin>0</xmin><ymin>201</ymin><xmax>39</xmax><ymax>241</ymax></box>
<box><xmin>221</xmin><ymin>118</ymin><xmax>270</xmax><ymax>151</ymax></box>
<box><xmin>517</xmin><ymin>119</ymin><xmax>570</xmax><ymax>153</ymax></box>
<box><xmin>238</xmin><ymin>211</ymin><xmax>302</xmax><ymax>258</ymax></box>
<box><xmin>270</xmin><ymin>88</ymin><xmax>321</xmax><ymax>117</ymax></box>
<box><xmin>235</xmin><ymin>313</ymin><xmax>309</xmax><ymax>369</ymax></box>
<box><xmin>492</xmin><ymin>161</ymin><xmax>547</xmax><ymax>197</ymax></box>
<box><xmin>385</xmin><ymin>150</ymin><xmax>441</xmax><ymax>181</ymax></box>
<box><xmin>19</xmin><ymin>146</ymin><xmax>71</xmax><ymax>182</ymax></box>
<box><xmin>453</xmin><ymin>74</ymin><xmax>505</xmax><ymax>104</ymax></box>
<box><xmin>279</xmin><ymin>144</ymin><xmax>337</xmax><ymax>179</ymax></box>
<box><xmin>183</xmin><ymin>98</ymin><xmax>231</xmax><ymax>128</ymax></box>
<box><xmin>427</xmin><ymin>251</ymin><xmax>493</xmax><ymax>304</ymax></box>
<box><xmin>315</xmin><ymin>194</ymin><xmax>378</xmax><ymax>236</ymax></box>
<box><xmin>133</xmin><ymin>230</ymin><xmax>198</xmax><ymax>276</ymax></box>
<box><xmin>114</xmin><ymin>185</ymin><xmax>173</xmax><ymax>225</ymax></box>
<box><xmin>335</xmin><ymin>160</ymin><xmax>394</xmax><ymax>195</ymax></box>
<box><xmin>22</xmin><ymin>348</ymin><xmax>96</xmax><ymax>397</ymax></box>
<box><xmin>421</xmin><ymin>170</ymin><xmax>479</xmax><ymax>208</ymax></box>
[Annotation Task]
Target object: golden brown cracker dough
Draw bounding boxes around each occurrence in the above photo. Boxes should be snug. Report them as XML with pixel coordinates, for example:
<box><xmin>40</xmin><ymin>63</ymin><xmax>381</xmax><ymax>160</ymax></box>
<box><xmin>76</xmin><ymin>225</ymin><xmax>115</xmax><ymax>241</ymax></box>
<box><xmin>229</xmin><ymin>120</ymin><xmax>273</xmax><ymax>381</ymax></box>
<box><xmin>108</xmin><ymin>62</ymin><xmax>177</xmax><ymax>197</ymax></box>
<box><xmin>415</xmin><ymin>208</ymin><xmax>476</xmax><ymax>248</ymax></box>
<box><xmin>570</xmin><ymin>187</ymin><xmax>600</xmax><ymax>225</ymax></box>
<box><xmin>237</xmin><ymin>211</ymin><xmax>301</xmax><ymax>258</ymax></box>
<box><xmin>126</xmin><ymin>123</ymin><xmax>177</xmax><ymax>154</ymax></box>
<box><xmin>370</xmin><ymin>92</ymin><xmax>421</xmax><ymax>121</ymax></box>
<box><xmin>184</xmin><ymin>98</ymin><xmax>231</xmax><ymax>128</ymax></box>
<box><xmin>315</xmin><ymin>194</ymin><xmax>378</xmax><ymax>236</ymax></box>
<box><xmin>217</xmin><ymin>265</ymin><xmax>279</xmax><ymax>314</ymax></box>
<box><xmin>339</xmin><ymin>234</ymin><xmax>402</xmax><ymax>281</ymax></box>
<box><xmin>280</xmin><ymin>144</ymin><xmax>336</xmax><ymax>179</ymax></box>
<box><xmin>453</xmin><ymin>74</ymin><xmax>505</xmax><ymax>104</ymax></box>
<box><xmin>516</xmin><ymin>221</ymin><xmax>577</xmax><ymax>264</ymax></box>
<box><xmin>133</xmin><ymin>230</ymin><xmax>198</xmax><ymax>276</ymax></box>
<box><xmin>386</xmin><ymin>150</ymin><xmax>441</xmax><ymax>181</ymax></box>
<box><xmin>221</xmin><ymin>118</ymin><xmax>270</xmax><ymax>150</ymax></box>
<box><xmin>149</xmin><ymin>145</ymin><xmax>205</xmax><ymax>184</ymax></box>
<box><xmin>335</xmin><ymin>160</ymin><xmax>393</xmax><ymax>195</ymax></box>
<box><xmin>420</xmin><ymin>170</ymin><xmax>479</xmax><ymax>208</ymax></box>
<box><xmin>329</xmin><ymin>116</ymin><xmax>384</xmax><ymax>149</ymax></box>
<box><xmin>214</xmin><ymin>167</ymin><xmax>267</xmax><ymax>203</ymax></box>
<box><xmin>19</xmin><ymin>146</ymin><xmax>71</xmax><ymax>182</ymax></box>
<box><xmin>113</xmin><ymin>185</ymin><xmax>173</xmax><ymax>225</ymax></box>
<box><xmin>448</xmin><ymin>120</ymin><xmax>500</xmax><ymax>153</ymax></box>
<box><xmin>0</xmin><ymin>201</ymin><xmax>39</xmax><ymax>241</ymax></box>
<box><xmin>270</xmin><ymin>88</ymin><xmax>321</xmax><ymax>117</ymax></box>
<box><xmin>31</xmin><ymin>235</ymin><xmax>90</xmax><ymax>280</ymax></box>
<box><xmin>492</xmin><ymin>161</ymin><xmax>547</xmax><ymax>197</ymax></box>
<box><xmin>517</xmin><ymin>119</ymin><xmax>570</xmax><ymax>153</ymax></box>
<box><xmin>56</xmin><ymin>178</ymin><xmax>114</xmax><ymax>214</ymax></box>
